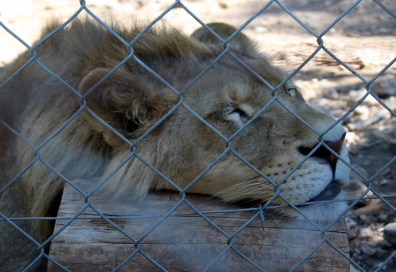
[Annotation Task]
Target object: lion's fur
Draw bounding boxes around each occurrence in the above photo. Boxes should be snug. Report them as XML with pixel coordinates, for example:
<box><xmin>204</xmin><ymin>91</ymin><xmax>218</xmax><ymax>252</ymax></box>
<box><xmin>0</xmin><ymin>19</ymin><xmax>349</xmax><ymax>271</ymax></box>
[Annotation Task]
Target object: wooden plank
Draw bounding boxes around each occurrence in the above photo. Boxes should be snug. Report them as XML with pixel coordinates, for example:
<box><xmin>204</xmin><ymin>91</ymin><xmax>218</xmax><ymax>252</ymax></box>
<box><xmin>48</xmin><ymin>179</ymin><xmax>349</xmax><ymax>271</ymax></box>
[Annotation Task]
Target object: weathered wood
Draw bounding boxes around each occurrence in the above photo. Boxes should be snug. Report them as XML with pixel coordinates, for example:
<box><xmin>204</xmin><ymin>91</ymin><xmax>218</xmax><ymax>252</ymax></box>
<box><xmin>48</xmin><ymin>179</ymin><xmax>349</xmax><ymax>271</ymax></box>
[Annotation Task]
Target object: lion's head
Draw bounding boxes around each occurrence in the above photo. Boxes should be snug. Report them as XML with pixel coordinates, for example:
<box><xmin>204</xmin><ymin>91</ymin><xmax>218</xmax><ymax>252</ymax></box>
<box><xmin>77</xmin><ymin>22</ymin><xmax>350</xmax><ymax>222</ymax></box>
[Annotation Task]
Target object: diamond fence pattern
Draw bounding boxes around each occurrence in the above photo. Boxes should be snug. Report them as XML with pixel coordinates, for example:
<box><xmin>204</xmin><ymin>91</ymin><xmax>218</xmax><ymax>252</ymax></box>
<box><xmin>0</xmin><ymin>0</ymin><xmax>395</xmax><ymax>271</ymax></box>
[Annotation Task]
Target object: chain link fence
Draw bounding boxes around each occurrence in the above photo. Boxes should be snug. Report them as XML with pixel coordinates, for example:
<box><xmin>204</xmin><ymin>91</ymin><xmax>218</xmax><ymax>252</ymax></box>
<box><xmin>0</xmin><ymin>0</ymin><xmax>395</xmax><ymax>271</ymax></box>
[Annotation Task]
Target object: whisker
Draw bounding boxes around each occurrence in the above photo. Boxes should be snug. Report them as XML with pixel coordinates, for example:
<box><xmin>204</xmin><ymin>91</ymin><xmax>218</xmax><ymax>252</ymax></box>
<box><xmin>213</xmin><ymin>177</ymin><xmax>276</xmax><ymax>203</ymax></box>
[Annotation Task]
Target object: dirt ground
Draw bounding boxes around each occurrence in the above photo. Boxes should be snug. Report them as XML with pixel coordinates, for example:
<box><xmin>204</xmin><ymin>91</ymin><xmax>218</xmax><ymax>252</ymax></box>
<box><xmin>1</xmin><ymin>0</ymin><xmax>396</xmax><ymax>271</ymax></box>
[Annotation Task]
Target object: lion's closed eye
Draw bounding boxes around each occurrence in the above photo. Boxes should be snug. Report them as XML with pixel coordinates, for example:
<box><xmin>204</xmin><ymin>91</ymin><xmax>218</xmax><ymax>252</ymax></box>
<box><xmin>231</xmin><ymin>108</ymin><xmax>249</xmax><ymax>119</ymax></box>
<box><xmin>285</xmin><ymin>81</ymin><xmax>299</xmax><ymax>98</ymax></box>
<box><xmin>226</xmin><ymin>108</ymin><xmax>249</xmax><ymax>125</ymax></box>
<box><xmin>286</xmin><ymin>87</ymin><xmax>297</xmax><ymax>97</ymax></box>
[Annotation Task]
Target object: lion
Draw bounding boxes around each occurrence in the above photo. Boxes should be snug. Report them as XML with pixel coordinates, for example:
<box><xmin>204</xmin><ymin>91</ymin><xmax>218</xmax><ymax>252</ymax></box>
<box><xmin>0</xmin><ymin>18</ymin><xmax>350</xmax><ymax>271</ymax></box>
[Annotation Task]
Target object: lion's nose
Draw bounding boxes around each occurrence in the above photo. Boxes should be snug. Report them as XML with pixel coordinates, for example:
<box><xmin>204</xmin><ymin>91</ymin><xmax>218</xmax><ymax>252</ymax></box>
<box><xmin>324</xmin><ymin>133</ymin><xmax>346</xmax><ymax>172</ymax></box>
<box><xmin>298</xmin><ymin>133</ymin><xmax>346</xmax><ymax>174</ymax></box>
<box><xmin>325</xmin><ymin>133</ymin><xmax>345</xmax><ymax>156</ymax></box>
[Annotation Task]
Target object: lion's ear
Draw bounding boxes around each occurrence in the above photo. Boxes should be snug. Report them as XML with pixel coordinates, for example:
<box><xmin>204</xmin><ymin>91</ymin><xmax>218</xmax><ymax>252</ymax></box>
<box><xmin>79</xmin><ymin>68</ymin><xmax>176</xmax><ymax>146</ymax></box>
<box><xmin>191</xmin><ymin>22</ymin><xmax>258</xmax><ymax>55</ymax></box>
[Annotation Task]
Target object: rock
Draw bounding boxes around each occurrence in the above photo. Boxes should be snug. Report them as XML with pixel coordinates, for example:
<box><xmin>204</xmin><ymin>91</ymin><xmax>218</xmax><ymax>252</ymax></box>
<box><xmin>349</xmin><ymin>168</ymin><xmax>369</xmax><ymax>183</ymax></box>
<box><xmin>311</xmin><ymin>78</ymin><xmax>319</xmax><ymax>84</ymax></box>
<box><xmin>253</xmin><ymin>26</ymin><xmax>267</xmax><ymax>33</ymax></box>
<box><xmin>376</xmin><ymin>263</ymin><xmax>388</xmax><ymax>271</ymax></box>
<box><xmin>384</xmin><ymin>222</ymin><xmax>396</xmax><ymax>245</ymax></box>
<box><xmin>218</xmin><ymin>2</ymin><xmax>228</xmax><ymax>9</ymax></box>
<box><xmin>377</xmin><ymin>239</ymin><xmax>394</xmax><ymax>249</ymax></box>
<box><xmin>345</xmin><ymin>216</ymin><xmax>358</xmax><ymax>239</ymax></box>
<box><xmin>362</xmin><ymin>95</ymin><xmax>379</xmax><ymax>106</ymax></box>
<box><xmin>345</xmin><ymin>132</ymin><xmax>362</xmax><ymax>148</ymax></box>
<box><xmin>348</xmin><ymin>89</ymin><xmax>378</xmax><ymax>105</ymax></box>
<box><xmin>350</xmin><ymin>264</ymin><xmax>361</xmax><ymax>272</ymax></box>
<box><xmin>352</xmin><ymin>105</ymin><xmax>370</xmax><ymax>119</ymax></box>
<box><xmin>360</xmin><ymin>244</ymin><xmax>376</xmax><ymax>256</ymax></box>
<box><xmin>359</xmin><ymin>227</ymin><xmax>372</xmax><ymax>238</ymax></box>
<box><xmin>347</xmin><ymin>109</ymin><xmax>390</xmax><ymax>131</ymax></box>
<box><xmin>349</xmin><ymin>89</ymin><xmax>366</xmax><ymax>102</ymax></box>
<box><xmin>379</xmin><ymin>213</ymin><xmax>389</xmax><ymax>221</ymax></box>
<box><xmin>373</xmin><ymin>80</ymin><xmax>396</xmax><ymax>97</ymax></box>
<box><xmin>324</xmin><ymin>87</ymin><xmax>339</xmax><ymax>99</ymax></box>
<box><xmin>372</xmin><ymin>128</ymin><xmax>391</xmax><ymax>141</ymax></box>
<box><xmin>309</xmin><ymin>98</ymin><xmax>333</xmax><ymax>116</ymax></box>
<box><xmin>359</xmin><ymin>214</ymin><xmax>369</xmax><ymax>223</ymax></box>
<box><xmin>379</xmin><ymin>179</ymin><xmax>391</xmax><ymax>186</ymax></box>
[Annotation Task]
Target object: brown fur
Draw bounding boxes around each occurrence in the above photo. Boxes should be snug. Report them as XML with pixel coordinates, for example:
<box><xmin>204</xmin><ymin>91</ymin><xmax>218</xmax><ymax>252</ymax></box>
<box><xmin>0</xmin><ymin>19</ymin><xmax>349</xmax><ymax>271</ymax></box>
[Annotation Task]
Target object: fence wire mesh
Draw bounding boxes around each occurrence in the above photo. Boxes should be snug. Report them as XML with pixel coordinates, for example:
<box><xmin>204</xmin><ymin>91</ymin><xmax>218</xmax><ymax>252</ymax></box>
<box><xmin>0</xmin><ymin>0</ymin><xmax>395</xmax><ymax>271</ymax></box>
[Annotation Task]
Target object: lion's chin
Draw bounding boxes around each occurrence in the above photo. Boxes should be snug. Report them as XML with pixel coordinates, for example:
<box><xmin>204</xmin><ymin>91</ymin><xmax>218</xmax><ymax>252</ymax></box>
<box><xmin>308</xmin><ymin>180</ymin><xmax>341</xmax><ymax>202</ymax></box>
<box><xmin>283</xmin><ymin>192</ymin><xmax>349</xmax><ymax>223</ymax></box>
<box><xmin>234</xmin><ymin>189</ymin><xmax>348</xmax><ymax>223</ymax></box>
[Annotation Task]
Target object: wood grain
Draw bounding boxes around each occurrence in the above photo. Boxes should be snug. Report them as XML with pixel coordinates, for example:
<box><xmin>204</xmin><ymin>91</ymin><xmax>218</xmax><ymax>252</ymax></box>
<box><xmin>48</xmin><ymin>179</ymin><xmax>349</xmax><ymax>272</ymax></box>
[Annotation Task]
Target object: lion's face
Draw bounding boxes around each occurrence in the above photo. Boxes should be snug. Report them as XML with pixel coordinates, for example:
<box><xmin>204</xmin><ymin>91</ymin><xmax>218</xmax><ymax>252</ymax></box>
<box><xmin>162</xmin><ymin>59</ymin><xmax>349</xmax><ymax>222</ymax></box>
<box><xmin>78</xmin><ymin>23</ymin><xmax>349</xmax><ymax>223</ymax></box>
